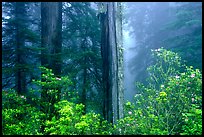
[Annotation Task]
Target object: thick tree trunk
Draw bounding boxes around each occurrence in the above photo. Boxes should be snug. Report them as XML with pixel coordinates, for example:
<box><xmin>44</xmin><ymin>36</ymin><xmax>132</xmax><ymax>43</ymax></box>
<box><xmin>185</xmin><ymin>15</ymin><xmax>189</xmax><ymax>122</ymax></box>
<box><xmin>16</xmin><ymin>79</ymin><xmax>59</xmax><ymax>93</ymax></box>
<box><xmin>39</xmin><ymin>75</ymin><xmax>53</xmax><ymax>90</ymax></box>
<box><xmin>108</xmin><ymin>2</ymin><xmax>118</xmax><ymax>124</ymax></box>
<box><xmin>100</xmin><ymin>9</ymin><xmax>111</xmax><ymax>122</ymax></box>
<box><xmin>41</xmin><ymin>2</ymin><xmax>62</xmax><ymax>76</ymax></box>
<box><xmin>41</xmin><ymin>2</ymin><xmax>62</xmax><ymax>103</ymax></box>
<box><xmin>41</xmin><ymin>2</ymin><xmax>62</xmax><ymax>133</ymax></box>
<box><xmin>100</xmin><ymin>2</ymin><xmax>124</xmax><ymax>124</ymax></box>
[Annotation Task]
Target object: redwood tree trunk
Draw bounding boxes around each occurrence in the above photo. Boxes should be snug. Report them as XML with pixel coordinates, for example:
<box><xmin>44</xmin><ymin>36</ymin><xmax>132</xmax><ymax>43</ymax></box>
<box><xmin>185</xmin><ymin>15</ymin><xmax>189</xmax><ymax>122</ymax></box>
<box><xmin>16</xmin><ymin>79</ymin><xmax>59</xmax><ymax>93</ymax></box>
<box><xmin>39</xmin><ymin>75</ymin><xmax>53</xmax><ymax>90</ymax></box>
<box><xmin>41</xmin><ymin>2</ymin><xmax>62</xmax><ymax>76</ymax></box>
<box><xmin>41</xmin><ymin>2</ymin><xmax>62</xmax><ymax>133</ymax></box>
<box><xmin>100</xmin><ymin>8</ymin><xmax>111</xmax><ymax>122</ymax></box>
<box><xmin>100</xmin><ymin>2</ymin><xmax>124</xmax><ymax>124</ymax></box>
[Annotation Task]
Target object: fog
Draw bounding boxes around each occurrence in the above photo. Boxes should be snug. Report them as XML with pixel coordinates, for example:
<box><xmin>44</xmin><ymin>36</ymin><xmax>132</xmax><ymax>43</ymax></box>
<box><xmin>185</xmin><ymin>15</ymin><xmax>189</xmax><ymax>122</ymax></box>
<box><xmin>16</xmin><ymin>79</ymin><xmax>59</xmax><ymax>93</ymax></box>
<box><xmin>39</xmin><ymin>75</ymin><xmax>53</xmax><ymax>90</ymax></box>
<box><xmin>122</xmin><ymin>2</ymin><xmax>202</xmax><ymax>103</ymax></box>
<box><xmin>123</xmin><ymin>26</ymin><xmax>137</xmax><ymax>102</ymax></box>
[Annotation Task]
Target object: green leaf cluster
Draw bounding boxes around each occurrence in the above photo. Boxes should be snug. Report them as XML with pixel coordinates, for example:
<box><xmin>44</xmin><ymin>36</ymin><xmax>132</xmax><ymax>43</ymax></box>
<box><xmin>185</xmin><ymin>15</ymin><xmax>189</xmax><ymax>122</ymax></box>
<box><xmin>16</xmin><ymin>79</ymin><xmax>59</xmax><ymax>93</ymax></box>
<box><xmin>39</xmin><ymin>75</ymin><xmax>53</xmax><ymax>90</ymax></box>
<box><xmin>114</xmin><ymin>48</ymin><xmax>202</xmax><ymax>135</ymax></box>
<box><xmin>44</xmin><ymin>100</ymin><xmax>113</xmax><ymax>135</ymax></box>
<box><xmin>2</xmin><ymin>90</ymin><xmax>44</xmax><ymax>135</ymax></box>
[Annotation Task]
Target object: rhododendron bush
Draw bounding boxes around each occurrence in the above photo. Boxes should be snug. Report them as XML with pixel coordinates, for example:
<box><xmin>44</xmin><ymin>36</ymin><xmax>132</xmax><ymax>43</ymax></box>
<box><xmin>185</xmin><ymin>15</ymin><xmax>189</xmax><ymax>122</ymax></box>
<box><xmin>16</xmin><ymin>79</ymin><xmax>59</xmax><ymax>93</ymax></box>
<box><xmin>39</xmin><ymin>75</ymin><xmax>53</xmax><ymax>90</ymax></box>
<box><xmin>114</xmin><ymin>48</ymin><xmax>202</xmax><ymax>135</ymax></box>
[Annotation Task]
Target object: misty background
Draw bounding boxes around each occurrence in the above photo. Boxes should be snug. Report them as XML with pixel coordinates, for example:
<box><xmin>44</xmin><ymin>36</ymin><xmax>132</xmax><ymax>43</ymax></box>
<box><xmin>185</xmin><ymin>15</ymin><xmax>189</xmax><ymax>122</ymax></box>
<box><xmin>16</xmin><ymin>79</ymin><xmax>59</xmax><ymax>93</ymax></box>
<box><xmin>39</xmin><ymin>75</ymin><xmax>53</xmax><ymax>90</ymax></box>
<box><xmin>122</xmin><ymin>2</ymin><xmax>202</xmax><ymax>102</ymax></box>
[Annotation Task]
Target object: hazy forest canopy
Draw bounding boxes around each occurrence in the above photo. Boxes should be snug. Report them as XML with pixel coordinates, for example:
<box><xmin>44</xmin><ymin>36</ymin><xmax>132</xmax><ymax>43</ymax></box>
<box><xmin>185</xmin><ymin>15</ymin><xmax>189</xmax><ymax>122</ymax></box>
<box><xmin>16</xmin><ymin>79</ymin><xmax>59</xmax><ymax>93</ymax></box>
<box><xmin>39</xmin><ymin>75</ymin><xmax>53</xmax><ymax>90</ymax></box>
<box><xmin>2</xmin><ymin>2</ymin><xmax>202</xmax><ymax>135</ymax></box>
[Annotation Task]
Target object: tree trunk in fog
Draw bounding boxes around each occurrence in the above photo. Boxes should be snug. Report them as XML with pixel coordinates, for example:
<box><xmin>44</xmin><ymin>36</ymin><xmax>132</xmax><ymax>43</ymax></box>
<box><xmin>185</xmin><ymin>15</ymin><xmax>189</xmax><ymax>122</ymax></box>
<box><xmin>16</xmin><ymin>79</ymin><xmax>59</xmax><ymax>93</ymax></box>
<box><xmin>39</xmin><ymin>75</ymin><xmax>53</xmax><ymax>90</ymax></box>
<box><xmin>108</xmin><ymin>2</ymin><xmax>118</xmax><ymax>125</ymax></box>
<box><xmin>100</xmin><ymin>2</ymin><xmax>124</xmax><ymax>124</ymax></box>
<box><xmin>41</xmin><ymin>2</ymin><xmax>62</xmax><ymax>133</ymax></box>
<box><xmin>100</xmin><ymin>8</ymin><xmax>111</xmax><ymax>122</ymax></box>
<box><xmin>15</xmin><ymin>2</ymin><xmax>27</xmax><ymax>95</ymax></box>
<box><xmin>41</xmin><ymin>2</ymin><xmax>62</xmax><ymax>76</ymax></box>
<box><xmin>115</xmin><ymin>2</ymin><xmax>124</xmax><ymax>120</ymax></box>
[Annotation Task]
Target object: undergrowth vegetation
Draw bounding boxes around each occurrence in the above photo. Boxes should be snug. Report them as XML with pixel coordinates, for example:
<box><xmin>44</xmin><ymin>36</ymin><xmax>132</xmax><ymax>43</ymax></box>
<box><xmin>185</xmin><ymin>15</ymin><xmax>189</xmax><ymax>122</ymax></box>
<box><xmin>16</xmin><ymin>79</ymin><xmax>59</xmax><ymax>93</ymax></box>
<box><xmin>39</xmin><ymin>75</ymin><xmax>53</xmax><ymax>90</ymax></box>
<box><xmin>115</xmin><ymin>48</ymin><xmax>202</xmax><ymax>135</ymax></box>
<box><xmin>2</xmin><ymin>48</ymin><xmax>202</xmax><ymax>135</ymax></box>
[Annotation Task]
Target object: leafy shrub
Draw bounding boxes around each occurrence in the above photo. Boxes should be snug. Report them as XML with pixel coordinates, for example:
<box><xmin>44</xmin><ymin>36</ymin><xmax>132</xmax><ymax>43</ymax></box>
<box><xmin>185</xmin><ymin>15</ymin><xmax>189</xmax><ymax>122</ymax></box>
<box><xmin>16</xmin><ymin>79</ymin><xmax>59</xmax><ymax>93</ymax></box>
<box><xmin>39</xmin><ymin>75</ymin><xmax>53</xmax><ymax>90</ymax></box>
<box><xmin>2</xmin><ymin>66</ymin><xmax>76</xmax><ymax>135</ymax></box>
<box><xmin>31</xmin><ymin>66</ymin><xmax>79</xmax><ymax>127</ymax></box>
<box><xmin>2</xmin><ymin>90</ymin><xmax>44</xmax><ymax>135</ymax></box>
<box><xmin>181</xmin><ymin>104</ymin><xmax>202</xmax><ymax>135</ymax></box>
<box><xmin>146</xmin><ymin>47</ymin><xmax>183</xmax><ymax>90</ymax></box>
<box><xmin>33</xmin><ymin>67</ymin><xmax>113</xmax><ymax>135</ymax></box>
<box><xmin>114</xmin><ymin>48</ymin><xmax>202</xmax><ymax>135</ymax></box>
<box><xmin>44</xmin><ymin>100</ymin><xmax>113</xmax><ymax>135</ymax></box>
<box><xmin>32</xmin><ymin>66</ymin><xmax>78</xmax><ymax>103</ymax></box>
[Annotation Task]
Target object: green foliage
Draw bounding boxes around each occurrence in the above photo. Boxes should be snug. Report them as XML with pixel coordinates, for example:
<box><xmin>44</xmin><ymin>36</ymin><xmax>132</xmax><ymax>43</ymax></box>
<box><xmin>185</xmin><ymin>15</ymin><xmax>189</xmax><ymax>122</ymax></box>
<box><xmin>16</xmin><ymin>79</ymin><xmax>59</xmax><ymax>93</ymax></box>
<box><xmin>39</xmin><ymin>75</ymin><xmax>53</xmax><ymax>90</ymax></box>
<box><xmin>114</xmin><ymin>101</ymin><xmax>168</xmax><ymax>135</ymax></box>
<box><xmin>44</xmin><ymin>100</ymin><xmax>113</xmax><ymax>135</ymax></box>
<box><xmin>146</xmin><ymin>47</ymin><xmax>183</xmax><ymax>89</ymax></box>
<box><xmin>2</xmin><ymin>90</ymin><xmax>44</xmax><ymax>135</ymax></box>
<box><xmin>33</xmin><ymin>66</ymin><xmax>72</xmax><ymax>88</ymax></box>
<box><xmin>3</xmin><ymin>66</ymin><xmax>111</xmax><ymax>135</ymax></box>
<box><xmin>32</xmin><ymin>66</ymin><xmax>78</xmax><ymax>103</ymax></box>
<box><xmin>31</xmin><ymin>66</ymin><xmax>80</xmax><ymax>133</ymax></box>
<box><xmin>114</xmin><ymin>48</ymin><xmax>202</xmax><ymax>135</ymax></box>
<box><xmin>2</xmin><ymin>66</ymin><xmax>77</xmax><ymax>135</ymax></box>
<box><xmin>2</xmin><ymin>50</ymin><xmax>202</xmax><ymax>135</ymax></box>
<box><xmin>181</xmin><ymin>104</ymin><xmax>202</xmax><ymax>135</ymax></box>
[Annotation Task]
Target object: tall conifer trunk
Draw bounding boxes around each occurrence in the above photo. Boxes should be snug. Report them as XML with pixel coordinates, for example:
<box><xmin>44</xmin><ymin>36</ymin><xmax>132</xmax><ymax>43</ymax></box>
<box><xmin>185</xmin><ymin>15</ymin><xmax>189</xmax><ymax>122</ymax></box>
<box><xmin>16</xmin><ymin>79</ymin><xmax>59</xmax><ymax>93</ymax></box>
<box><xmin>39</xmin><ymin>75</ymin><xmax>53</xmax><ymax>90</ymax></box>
<box><xmin>41</xmin><ymin>2</ymin><xmax>62</xmax><ymax>133</ymax></box>
<box><xmin>100</xmin><ymin>2</ymin><xmax>124</xmax><ymax>124</ymax></box>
